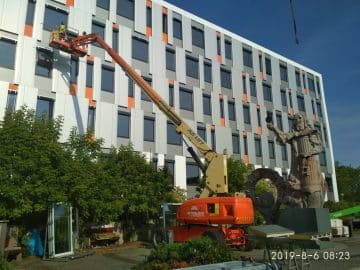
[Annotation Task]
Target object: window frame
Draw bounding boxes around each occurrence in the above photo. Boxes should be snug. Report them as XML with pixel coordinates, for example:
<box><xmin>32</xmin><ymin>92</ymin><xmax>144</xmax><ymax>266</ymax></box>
<box><xmin>35</xmin><ymin>48</ymin><xmax>53</xmax><ymax>78</ymax></box>
<box><xmin>220</xmin><ymin>68</ymin><xmax>232</xmax><ymax>89</ymax></box>
<box><xmin>225</xmin><ymin>40</ymin><xmax>232</xmax><ymax>60</ymax></box>
<box><xmin>179</xmin><ymin>88</ymin><xmax>193</xmax><ymax>111</ymax></box>
<box><xmin>255</xmin><ymin>138</ymin><xmax>262</xmax><ymax>157</ymax></box>
<box><xmin>117</xmin><ymin>111</ymin><xmax>131</xmax><ymax>138</ymax></box>
<box><xmin>232</xmin><ymin>133</ymin><xmax>240</xmax><ymax>154</ymax></box>
<box><xmin>132</xmin><ymin>37</ymin><xmax>149</xmax><ymax>62</ymax></box>
<box><xmin>144</xmin><ymin>117</ymin><xmax>155</xmax><ymax>142</ymax></box>
<box><xmin>0</xmin><ymin>38</ymin><xmax>16</xmax><ymax>69</ymax></box>
<box><xmin>191</xmin><ymin>26</ymin><xmax>204</xmax><ymax>49</ymax></box>
<box><xmin>166</xmin><ymin>48</ymin><xmax>176</xmax><ymax>71</ymax></box>
<box><xmin>173</xmin><ymin>18</ymin><xmax>182</xmax><ymax>39</ymax></box>
<box><xmin>243</xmin><ymin>105</ymin><xmax>251</xmax><ymax>124</ymax></box>
<box><xmin>268</xmin><ymin>140</ymin><xmax>275</xmax><ymax>159</ymax></box>
<box><xmin>243</xmin><ymin>48</ymin><xmax>253</xmax><ymax>67</ymax></box>
<box><xmin>186</xmin><ymin>56</ymin><xmax>199</xmax><ymax>79</ymax></box>
<box><xmin>263</xmin><ymin>83</ymin><xmax>272</xmax><ymax>102</ymax></box>
<box><xmin>204</xmin><ymin>61</ymin><xmax>212</xmax><ymax>83</ymax></box>
<box><xmin>117</xmin><ymin>0</ymin><xmax>134</xmax><ymax>20</ymax></box>
<box><xmin>167</xmin><ymin>121</ymin><xmax>182</xmax><ymax>145</ymax></box>
<box><xmin>202</xmin><ymin>94</ymin><xmax>212</xmax><ymax>115</ymax></box>
<box><xmin>228</xmin><ymin>101</ymin><xmax>236</xmax><ymax>121</ymax></box>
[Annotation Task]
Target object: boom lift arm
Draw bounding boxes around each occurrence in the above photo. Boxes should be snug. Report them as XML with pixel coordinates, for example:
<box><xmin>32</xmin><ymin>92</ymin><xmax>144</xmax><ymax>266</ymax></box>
<box><xmin>50</xmin><ymin>33</ymin><xmax>228</xmax><ymax>197</ymax></box>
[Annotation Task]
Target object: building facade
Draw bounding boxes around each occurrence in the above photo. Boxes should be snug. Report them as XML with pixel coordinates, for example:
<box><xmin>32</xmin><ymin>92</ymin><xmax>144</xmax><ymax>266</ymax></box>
<box><xmin>0</xmin><ymin>0</ymin><xmax>339</xmax><ymax>200</ymax></box>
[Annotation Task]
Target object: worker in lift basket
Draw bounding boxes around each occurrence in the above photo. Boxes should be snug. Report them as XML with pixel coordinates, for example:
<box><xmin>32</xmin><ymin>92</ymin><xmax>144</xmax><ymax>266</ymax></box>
<box><xmin>58</xmin><ymin>22</ymin><xmax>66</xmax><ymax>40</ymax></box>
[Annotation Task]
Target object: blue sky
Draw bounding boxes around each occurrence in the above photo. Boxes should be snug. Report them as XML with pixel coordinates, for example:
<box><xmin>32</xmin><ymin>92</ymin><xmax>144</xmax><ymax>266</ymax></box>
<box><xmin>166</xmin><ymin>0</ymin><xmax>360</xmax><ymax>167</ymax></box>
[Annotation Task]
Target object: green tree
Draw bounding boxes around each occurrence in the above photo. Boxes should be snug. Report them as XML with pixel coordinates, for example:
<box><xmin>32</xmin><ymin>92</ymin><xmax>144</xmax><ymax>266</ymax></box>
<box><xmin>227</xmin><ymin>157</ymin><xmax>254</xmax><ymax>193</ymax></box>
<box><xmin>335</xmin><ymin>161</ymin><xmax>360</xmax><ymax>202</ymax></box>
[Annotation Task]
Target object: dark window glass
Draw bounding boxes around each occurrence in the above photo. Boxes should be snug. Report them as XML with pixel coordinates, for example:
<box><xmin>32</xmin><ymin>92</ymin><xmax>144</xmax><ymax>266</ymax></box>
<box><xmin>97</xmin><ymin>0</ymin><xmax>109</xmax><ymax>9</ymax></box>
<box><xmin>169</xmin><ymin>85</ymin><xmax>174</xmax><ymax>106</ymax></box>
<box><xmin>265</xmin><ymin>57</ymin><xmax>271</xmax><ymax>75</ymax></box>
<box><xmin>243</xmin><ymin>136</ymin><xmax>248</xmax><ymax>155</ymax></box>
<box><xmin>113</xmin><ymin>30</ymin><xmax>119</xmax><ymax>53</ymax></box>
<box><xmin>281</xmin><ymin>144</ymin><xmax>288</xmax><ymax>161</ymax></box>
<box><xmin>311</xmin><ymin>100</ymin><xmax>316</xmax><ymax>114</ymax></box>
<box><xmin>281</xmin><ymin>90</ymin><xmax>287</xmax><ymax>106</ymax></box>
<box><xmin>232</xmin><ymin>134</ymin><xmax>240</xmax><ymax>154</ymax></box>
<box><xmin>35</xmin><ymin>49</ymin><xmax>53</xmax><ymax>77</ymax></box>
<box><xmin>86</xmin><ymin>63</ymin><xmax>93</xmax><ymax>87</ymax></box>
<box><xmin>197</xmin><ymin>126</ymin><xmax>206</xmax><ymax>141</ymax></box>
<box><xmin>276</xmin><ymin>113</ymin><xmax>283</xmax><ymax>131</ymax></box>
<box><xmin>316</xmin><ymin>102</ymin><xmax>323</xmax><ymax>117</ymax></box>
<box><xmin>267</xmin><ymin>111</ymin><xmax>273</xmax><ymax>123</ymax></box>
<box><xmin>92</xmin><ymin>22</ymin><xmax>105</xmax><ymax>47</ymax></box>
<box><xmin>268</xmin><ymin>140</ymin><xmax>275</xmax><ymax>159</ymax></box>
<box><xmin>179</xmin><ymin>88</ymin><xmax>193</xmax><ymax>111</ymax></box>
<box><xmin>166</xmin><ymin>48</ymin><xmax>176</xmax><ymax>71</ymax></box>
<box><xmin>117</xmin><ymin>112</ymin><xmax>130</xmax><ymax>138</ymax></box>
<box><xmin>263</xmin><ymin>84</ymin><xmax>272</xmax><ymax>101</ymax></box>
<box><xmin>165</xmin><ymin>160</ymin><xmax>175</xmax><ymax>183</ymax></box>
<box><xmin>162</xmin><ymin>13</ymin><xmax>168</xmax><ymax>33</ymax></box>
<box><xmin>243</xmin><ymin>105</ymin><xmax>250</xmax><ymax>124</ymax></box>
<box><xmin>242</xmin><ymin>76</ymin><xmax>247</xmax><ymax>94</ymax></box>
<box><xmin>225</xmin><ymin>40</ymin><xmax>232</xmax><ymax>59</ymax></box>
<box><xmin>87</xmin><ymin>107</ymin><xmax>96</xmax><ymax>130</ymax></box>
<box><xmin>117</xmin><ymin>0</ymin><xmax>134</xmax><ymax>20</ymax></box>
<box><xmin>308</xmin><ymin>76</ymin><xmax>315</xmax><ymax>92</ymax></box>
<box><xmin>192</xmin><ymin>26</ymin><xmax>204</xmax><ymax>48</ymax></box>
<box><xmin>216</xmin><ymin>36</ymin><xmax>221</xmax><ymax>55</ymax></box>
<box><xmin>314</xmin><ymin>124</ymin><xmax>321</xmax><ymax>133</ymax></box>
<box><xmin>203</xmin><ymin>94</ymin><xmax>212</xmax><ymax>115</ymax></box>
<box><xmin>288</xmin><ymin>92</ymin><xmax>293</xmax><ymax>107</ymax></box>
<box><xmin>316</xmin><ymin>79</ymin><xmax>321</xmax><ymax>95</ymax></box>
<box><xmin>146</xmin><ymin>7</ymin><xmax>152</xmax><ymax>27</ymax></box>
<box><xmin>36</xmin><ymin>98</ymin><xmax>54</xmax><ymax>120</ymax></box>
<box><xmin>173</xmin><ymin>18</ymin><xmax>182</xmax><ymax>39</ymax></box>
<box><xmin>141</xmin><ymin>77</ymin><xmax>152</xmax><ymax>101</ymax></box>
<box><xmin>259</xmin><ymin>54</ymin><xmax>263</xmax><ymax>72</ymax></box>
<box><xmin>6</xmin><ymin>92</ymin><xmax>17</xmax><ymax>113</ymax></box>
<box><xmin>144</xmin><ymin>117</ymin><xmax>155</xmax><ymax>142</ymax></box>
<box><xmin>220</xmin><ymin>68</ymin><xmax>232</xmax><ymax>89</ymax></box>
<box><xmin>211</xmin><ymin>129</ymin><xmax>216</xmax><ymax>151</ymax></box>
<box><xmin>26</xmin><ymin>0</ymin><xmax>36</xmax><ymax>25</ymax></box>
<box><xmin>70</xmin><ymin>58</ymin><xmax>78</xmax><ymax>84</ymax></box>
<box><xmin>288</xmin><ymin>117</ymin><xmax>294</xmax><ymax>130</ymax></box>
<box><xmin>257</xmin><ymin>109</ymin><xmax>261</xmax><ymax>126</ymax></box>
<box><xmin>132</xmin><ymin>37</ymin><xmax>148</xmax><ymax>62</ymax></box>
<box><xmin>323</xmin><ymin>127</ymin><xmax>328</xmax><ymax>145</ymax></box>
<box><xmin>186</xmin><ymin>163</ymin><xmax>200</xmax><ymax>185</ymax></box>
<box><xmin>295</xmin><ymin>71</ymin><xmax>301</xmax><ymax>87</ymax></box>
<box><xmin>280</xmin><ymin>64</ymin><xmax>288</xmax><ymax>82</ymax></box>
<box><xmin>302</xmin><ymin>73</ymin><xmax>306</xmax><ymax>88</ymax></box>
<box><xmin>255</xmin><ymin>138</ymin><xmax>262</xmax><ymax>157</ymax></box>
<box><xmin>101</xmin><ymin>66</ymin><xmax>114</xmax><ymax>92</ymax></box>
<box><xmin>297</xmin><ymin>95</ymin><xmax>305</xmax><ymax>112</ymax></box>
<box><xmin>250</xmin><ymin>79</ymin><xmax>256</xmax><ymax>97</ymax></box>
<box><xmin>243</xmin><ymin>48</ymin><xmax>253</xmax><ymax>67</ymax></box>
<box><xmin>204</xmin><ymin>61</ymin><xmax>212</xmax><ymax>83</ymax></box>
<box><xmin>228</xmin><ymin>101</ymin><xmax>236</xmax><ymax>121</ymax></box>
<box><xmin>186</xmin><ymin>56</ymin><xmax>199</xmax><ymax>79</ymax></box>
<box><xmin>43</xmin><ymin>6</ymin><xmax>68</xmax><ymax>31</ymax></box>
<box><xmin>128</xmin><ymin>76</ymin><xmax>134</xmax><ymax>97</ymax></box>
<box><xmin>167</xmin><ymin>122</ymin><xmax>181</xmax><ymax>145</ymax></box>
<box><xmin>0</xmin><ymin>39</ymin><xmax>16</xmax><ymax>69</ymax></box>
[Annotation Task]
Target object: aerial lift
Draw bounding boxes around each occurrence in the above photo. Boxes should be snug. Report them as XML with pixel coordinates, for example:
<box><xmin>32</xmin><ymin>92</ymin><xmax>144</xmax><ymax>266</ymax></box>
<box><xmin>49</xmin><ymin>32</ymin><xmax>254</xmax><ymax>247</ymax></box>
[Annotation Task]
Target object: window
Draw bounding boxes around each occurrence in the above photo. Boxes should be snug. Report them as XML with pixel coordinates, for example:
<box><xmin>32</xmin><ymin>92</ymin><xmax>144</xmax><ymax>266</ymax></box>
<box><xmin>225</xmin><ymin>40</ymin><xmax>232</xmax><ymax>59</ymax></box>
<box><xmin>36</xmin><ymin>98</ymin><xmax>54</xmax><ymax>120</ymax></box>
<box><xmin>101</xmin><ymin>66</ymin><xmax>114</xmax><ymax>92</ymax></box>
<box><xmin>186</xmin><ymin>56</ymin><xmax>199</xmax><ymax>79</ymax></box>
<box><xmin>307</xmin><ymin>76</ymin><xmax>315</xmax><ymax>91</ymax></box>
<box><xmin>297</xmin><ymin>95</ymin><xmax>305</xmax><ymax>112</ymax></box>
<box><xmin>255</xmin><ymin>138</ymin><xmax>262</xmax><ymax>157</ymax></box>
<box><xmin>87</xmin><ymin>107</ymin><xmax>96</xmax><ymax>130</ymax></box>
<box><xmin>276</xmin><ymin>113</ymin><xmax>283</xmax><ymax>131</ymax></box>
<box><xmin>43</xmin><ymin>6</ymin><xmax>68</xmax><ymax>31</ymax></box>
<box><xmin>250</xmin><ymin>79</ymin><xmax>256</xmax><ymax>97</ymax></box>
<box><xmin>132</xmin><ymin>37</ymin><xmax>149</xmax><ymax>62</ymax></box>
<box><xmin>316</xmin><ymin>102</ymin><xmax>323</xmax><ymax>117</ymax></box>
<box><xmin>257</xmin><ymin>109</ymin><xmax>261</xmax><ymax>126</ymax></box>
<box><xmin>92</xmin><ymin>22</ymin><xmax>105</xmax><ymax>47</ymax></box>
<box><xmin>0</xmin><ymin>39</ymin><xmax>16</xmax><ymax>69</ymax></box>
<box><xmin>243</xmin><ymin>136</ymin><xmax>248</xmax><ymax>155</ymax></box>
<box><xmin>97</xmin><ymin>0</ymin><xmax>109</xmax><ymax>9</ymax></box>
<box><xmin>267</xmin><ymin>111</ymin><xmax>273</xmax><ymax>123</ymax></box>
<box><xmin>288</xmin><ymin>117</ymin><xmax>294</xmax><ymax>130</ymax></box>
<box><xmin>197</xmin><ymin>126</ymin><xmax>206</xmax><ymax>141</ymax></box>
<box><xmin>167</xmin><ymin>122</ymin><xmax>181</xmax><ymax>145</ymax></box>
<box><xmin>6</xmin><ymin>92</ymin><xmax>17</xmax><ymax>113</ymax></box>
<box><xmin>259</xmin><ymin>54</ymin><xmax>263</xmax><ymax>72</ymax></box>
<box><xmin>295</xmin><ymin>71</ymin><xmax>301</xmax><ymax>87</ymax></box>
<box><xmin>263</xmin><ymin>84</ymin><xmax>272</xmax><ymax>101</ymax></box>
<box><xmin>146</xmin><ymin>7</ymin><xmax>152</xmax><ymax>27</ymax></box>
<box><xmin>216</xmin><ymin>36</ymin><xmax>221</xmax><ymax>55</ymax></box>
<box><xmin>166</xmin><ymin>48</ymin><xmax>176</xmax><ymax>71</ymax></box>
<box><xmin>203</xmin><ymin>94</ymin><xmax>211</xmax><ymax>115</ymax></box>
<box><xmin>316</xmin><ymin>79</ymin><xmax>321</xmax><ymax>96</ymax></box>
<box><xmin>311</xmin><ymin>100</ymin><xmax>316</xmax><ymax>115</ymax></box>
<box><xmin>144</xmin><ymin>117</ymin><xmax>155</xmax><ymax>142</ymax></box>
<box><xmin>232</xmin><ymin>134</ymin><xmax>240</xmax><ymax>154</ymax></box>
<box><xmin>280</xmin><ymin>64</ymin><xmax>288</xmax><ymax>82</ymax></box>
<box><xmin>173</xmin><ymin>18</ymin><xmax>182</xmax><ymax>39</ymax></box>
<box><xmin>113</xmin><ymin>30</ymin><xmax>119</xmax><ymax>53</ymax></box>
<box><xmin>169</xmin><ymin>85</ymin><xmax>174</xmax><ymax>106</ymax></box>
<box><xmin>220</xmin><ymin>68</ymin><xmax>232</xmax><ymax>89</ymax></box>
<box><xmin>323</xmin><ymin>127</ymin><xmax>328</xmax><ymax>145</ymax></box>
<box><xmin>243</xmin><ymin>105</ymin><xmax>250</xmax><ymax>124</ymax></box>
<box><xmin>281</xmin><ymin>89</ymin><xmax>287</xmax><ymax>106</ymax></box>
<box><xmin>268</xmin><ymin>140</ymin><xmax>275</xmax><ymax>159</ymax></box>
<box><xmin>117</xmin><ymin>0</ymin><xmax>134</xmax><ymax>20</ymax></box>
<box><xmin>192</xmin><ymin>26</ymin><xmax>204</xmax><ymax>48</ymax></box>
<box><xmin>265</xmin><ymin>57</ymin><xmax>272</xmax><ymax>75</ymax></box>
<box><xmin>86</xmin><ymin>63</ymin><xmax>93</xmax><ymax>87</ymax></box>
<box><xmin>35</xmin><ymin>49</ymin><xmax>53</xmax><ymax>78</ymax></box>
<box><xmin>125</xmin><ymin>76</ymin><xmax>133</xmax><ymax>97</ymax></box>
<box><xmin>242</xmin><ymin>76</ymin><xmax>247</xmax><ymax>94</ymax></box>
<box><xmin>288</xmin><ymin>92</ymin><xmax>293</xmax><ymax>107</ymax></box>
<box><xmin>243</xmin><ymin>48</ymin><xmax>253</xmax><ymax>67</ymax></box>
<box><xmin>320</xmin><ymin>151</ymin><xmax>326</xmax><ymax>166</ymax></box>
<box><xmin>26</xmin><ymin>0</ymin><xmax>36</xmax><ymax>25</ymax></box>
<box><xmin>165</xmin><ymin>160</ymin><xmax>175</xmax><ymax>182</ymax></box>
<box><xmin>219</xmin><ymin>99</ymin><xmax>224</xmax><ymax>118</ymax></box>
<box><xmin>211</xmin><ymin>129</ymin><xmax>216</xmax><ymax>151</ymax></box>
<box><xmin>186</xmin><ymin>163</ymin><xmax>200</xmax><ymax>185</ymax></box>
<box><xmin>204</xmin><ymin>61</ymin><xmax>212</xmax><ymax>83</ymax></box>
<box><xmin>302</xmin><ymin>73</ymin><xmax>306</xmax><ymax>88</ymax></box>
<box><xmin>70</xmin><ymin>58</ymin><xmax>78</xmax><ymax>84</ymax></box>
<box><xmin>117</xmin><ymin>112</ymin><xmax>130</xmax><ymax>138</ymax></box>
<box><xmin>281</xmin><ymin>144</ymin><xmax>288</xmax><ymax>161</ymax></box>
<box><xmin>179</xmin><ymin>88</ymin><xmax>193</xmax><ymax>111</ymax></box>
<box><xmin>141</xmin><ymin>77</ymin><xmax>152</xmax><ymax>101</ymax></box>
<box><xmin>228</xmin><ymin>101</ymin><xmax>236</xmax><ymax>121</ymax></box>
<box><xmin>162</xmin><ymin>13</ymin><xmax>168</xmax><ymax>33</ymax></box>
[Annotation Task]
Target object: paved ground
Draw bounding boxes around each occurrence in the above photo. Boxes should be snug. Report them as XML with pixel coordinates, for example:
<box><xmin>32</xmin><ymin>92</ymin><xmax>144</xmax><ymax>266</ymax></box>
<box><xmin>12</xmin><ymin>231</ymin><xmax>360</xmax><ymax>270</ymax></box>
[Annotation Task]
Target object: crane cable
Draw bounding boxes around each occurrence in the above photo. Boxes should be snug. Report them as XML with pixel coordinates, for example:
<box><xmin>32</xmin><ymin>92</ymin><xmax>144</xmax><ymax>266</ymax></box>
<box><xmin>289</xmin><ymin>0</ymin><xmax>299</xmax><ymax>44</ymax></box>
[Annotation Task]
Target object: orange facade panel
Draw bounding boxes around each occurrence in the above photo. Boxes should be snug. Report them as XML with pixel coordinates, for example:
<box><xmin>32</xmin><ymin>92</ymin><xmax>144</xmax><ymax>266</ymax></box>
<box><xmin>69</xmin><ymin>83</ymin><xmax>77</xmax><ymax>96</ymax></box>
<box><xmin>66</xmin><ymin>0</ymin><xmax>74</xmax><ymax>7</ymax></box>
<box><xmin>220</xmin><ymin>118</ymin><xmax>225</xmax><ymax>127</ymax></box>
<box><xmin>162</xmin><ymin>33</ymin><xmax>168</xmax><ymax>43</ymax></box>
<box><xmin>24</xmin><ymin>24</ymin><xmax>33</xmax><ymax>37</ymax></box>
<box><xmin>8</xmin><ymin>83</ymin><xmax>18</xmax><ymax>91</ymax></box>
<box><xmin>146</xmin><ymin>27</ymin><xmax>152</xmax><ymax>37</ymax></box>
<box><xmin>128</xmin><ymin>97</ymin><xmax>135</xmax><ymax>108</ymax></box>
